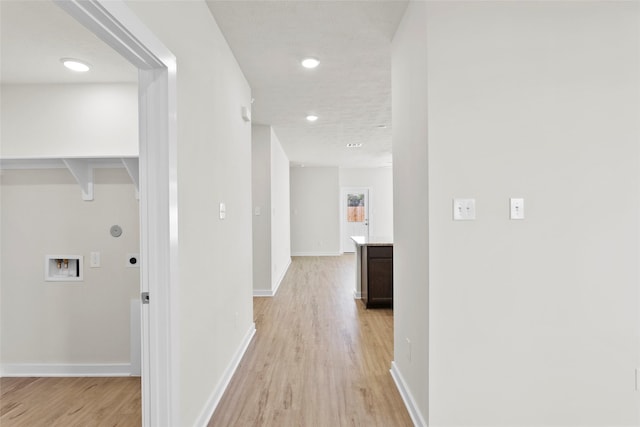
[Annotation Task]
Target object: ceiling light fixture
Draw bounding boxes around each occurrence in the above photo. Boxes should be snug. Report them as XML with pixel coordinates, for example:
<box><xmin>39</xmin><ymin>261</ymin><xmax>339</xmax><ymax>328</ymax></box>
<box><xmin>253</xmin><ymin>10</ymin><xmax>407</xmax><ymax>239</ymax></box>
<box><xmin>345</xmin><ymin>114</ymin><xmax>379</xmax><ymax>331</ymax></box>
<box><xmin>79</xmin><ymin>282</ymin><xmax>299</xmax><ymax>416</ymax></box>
<box><xmin>377</xmin><ymin>124</ymin><xmax>387</xmax><ymax>129</ymax></box>
<box><xmin>61</xmin><ymin>58</ymin><xmax>90</xmax><ymax>72</ymax></box>
<box><xmin>306</xmin><ymin>115</ymin><xmax>319</xmax><ymax>122</ymax></box>
<box><xmin>301</xmin><ymin>57</ymin><xmax>320</xmax><ymax>69</ymax></box>
<box><xmin>346</xmin><ymin>143</ymin><xmax>363</xmax><ymax>148</ymax></box>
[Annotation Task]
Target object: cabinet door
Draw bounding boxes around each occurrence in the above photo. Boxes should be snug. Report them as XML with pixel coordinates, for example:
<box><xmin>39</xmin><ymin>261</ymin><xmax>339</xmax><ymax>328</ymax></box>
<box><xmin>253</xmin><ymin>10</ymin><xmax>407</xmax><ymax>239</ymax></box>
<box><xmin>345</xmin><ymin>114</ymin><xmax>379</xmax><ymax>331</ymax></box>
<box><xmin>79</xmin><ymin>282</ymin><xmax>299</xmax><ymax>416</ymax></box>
<box><xmin>367</xmin><ymin>257</ymin><xmax>393</xmax><ymax>307</ymax></box>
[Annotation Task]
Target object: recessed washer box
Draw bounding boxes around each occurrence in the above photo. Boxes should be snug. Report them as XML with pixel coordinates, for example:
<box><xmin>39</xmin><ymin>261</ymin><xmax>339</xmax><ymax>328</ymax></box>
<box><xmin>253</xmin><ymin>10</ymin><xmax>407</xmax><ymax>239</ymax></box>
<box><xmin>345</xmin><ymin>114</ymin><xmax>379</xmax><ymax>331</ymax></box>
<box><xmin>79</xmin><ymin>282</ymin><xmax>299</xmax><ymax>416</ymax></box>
<box><xmin>45</xmin><ymin>255</ymin><xmax>84</xmax><ymax>282</ymax></box>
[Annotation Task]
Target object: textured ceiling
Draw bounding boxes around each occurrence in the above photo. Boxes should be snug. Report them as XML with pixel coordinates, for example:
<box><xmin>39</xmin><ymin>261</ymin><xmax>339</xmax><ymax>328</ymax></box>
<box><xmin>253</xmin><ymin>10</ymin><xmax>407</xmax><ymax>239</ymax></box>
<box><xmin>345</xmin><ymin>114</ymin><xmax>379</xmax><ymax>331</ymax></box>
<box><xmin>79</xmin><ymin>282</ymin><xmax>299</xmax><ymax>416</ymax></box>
<box><xmin>207</xmin><ymin>1</ymin><xmax>408</xmax><ymax>168</ymax></box>
<box><xmin>1</xmin><ymin>0</ymin><xmax>407</xmax><ymax>168</ymax></box>
<box><xmin>0</xmin><ymin>0</ymin><xmax>137</xmax><ymax>84</ymax></box>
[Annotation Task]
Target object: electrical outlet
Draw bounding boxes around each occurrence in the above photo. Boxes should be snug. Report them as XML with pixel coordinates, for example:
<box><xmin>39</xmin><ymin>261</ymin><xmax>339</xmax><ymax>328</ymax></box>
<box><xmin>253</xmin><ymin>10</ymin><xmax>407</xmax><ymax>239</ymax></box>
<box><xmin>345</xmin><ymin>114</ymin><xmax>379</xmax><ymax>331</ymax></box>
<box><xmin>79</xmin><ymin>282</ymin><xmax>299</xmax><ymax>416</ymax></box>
<box><xmin>453</xmin><ymin>198</ymin><xmax>476</xmax><ymax>220</ymax></box>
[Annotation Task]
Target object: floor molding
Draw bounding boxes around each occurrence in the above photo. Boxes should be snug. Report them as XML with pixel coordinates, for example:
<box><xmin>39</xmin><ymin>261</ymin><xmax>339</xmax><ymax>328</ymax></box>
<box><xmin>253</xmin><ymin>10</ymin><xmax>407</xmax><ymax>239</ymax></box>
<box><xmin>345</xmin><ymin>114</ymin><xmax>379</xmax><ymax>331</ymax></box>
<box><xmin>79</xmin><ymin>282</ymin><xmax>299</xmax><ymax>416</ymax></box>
<box><xmin>253</xmin><ymin>289</ymin><xmax>273</xmax><ymax>297</ymax></box>
<box><xmin>390</xmin><ymin>361</ymin><xmax>427</xmax><ymax>427</ymax></box>
<box><xmin>353</xmin><ymin>290</ymin><xmax>362</xmax><ymax>299</ymax></box>
<box><xmin>0</xmin><ymin>363</ymin><xmax>132</xmax><ymax>377</ymax></box>
<box><xmin>291</xmin><ymin>251</ymin><xmax>342</xmax><ymax>257</ymax></box>
<box><xmin>194</xmin><ymin>323</ymin><xmax>256</xmax><ymax>427</ymax></box>
<box><xmin>271</xmin><ymin>257</ymin><xmax>291</xmax><ymax>296</ymax></box>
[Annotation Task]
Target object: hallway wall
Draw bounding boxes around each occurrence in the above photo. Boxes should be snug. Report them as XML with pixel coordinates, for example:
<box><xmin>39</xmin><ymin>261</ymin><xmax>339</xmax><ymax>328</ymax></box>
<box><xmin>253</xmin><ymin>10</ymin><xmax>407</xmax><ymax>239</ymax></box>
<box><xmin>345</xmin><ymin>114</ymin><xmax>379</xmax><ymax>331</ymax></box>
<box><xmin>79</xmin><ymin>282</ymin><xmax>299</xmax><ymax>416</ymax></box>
<box><xmin>252</xmin><ymin>125</ymin><xmax>291</xmax><ymax>296</ymax></box>
<box><xmin>125</xmin><ymin>2</ymin><xmax>254</xmax><ymax>425</ymax></box>
<box><xmin>290</xmin><ymin>166</ymin><xmax>340</xmax><ymax>256</ymax></box>
<box><xmin>393</xmin><ymin>1</ymin><xmax>640</xmax><ymax>425</ymax></box>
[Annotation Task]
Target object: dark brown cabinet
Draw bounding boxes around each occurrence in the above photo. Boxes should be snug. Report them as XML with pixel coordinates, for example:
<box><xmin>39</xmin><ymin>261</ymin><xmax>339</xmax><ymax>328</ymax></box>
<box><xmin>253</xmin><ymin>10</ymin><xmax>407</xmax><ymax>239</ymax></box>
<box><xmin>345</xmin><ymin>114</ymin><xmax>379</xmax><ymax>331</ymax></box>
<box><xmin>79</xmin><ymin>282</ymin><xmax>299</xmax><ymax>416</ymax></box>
<box><xmin>361</xmin><ymin>245</ymin><xmax>393</xmax><ymax>308</ymax></box>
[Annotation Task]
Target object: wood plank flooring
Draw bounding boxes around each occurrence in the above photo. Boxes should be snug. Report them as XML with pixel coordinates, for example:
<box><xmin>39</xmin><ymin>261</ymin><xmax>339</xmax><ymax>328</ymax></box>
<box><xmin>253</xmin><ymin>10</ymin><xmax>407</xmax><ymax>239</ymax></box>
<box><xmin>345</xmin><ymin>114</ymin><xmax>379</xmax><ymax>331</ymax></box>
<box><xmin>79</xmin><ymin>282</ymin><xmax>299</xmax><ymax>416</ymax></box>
<box><xmin>208</xmin><ymin>255</ymin><xmax>412</xmax><ymax>427</ymax></box>
<box><xmin>0</xmin><ymin>377</ymin><xmax>141</xmax><ymax>427</ymax></box>
<box><xmin>0</xmin><ymin>256</ymin><xmax>410</xmax><ymax>427</ymax></box>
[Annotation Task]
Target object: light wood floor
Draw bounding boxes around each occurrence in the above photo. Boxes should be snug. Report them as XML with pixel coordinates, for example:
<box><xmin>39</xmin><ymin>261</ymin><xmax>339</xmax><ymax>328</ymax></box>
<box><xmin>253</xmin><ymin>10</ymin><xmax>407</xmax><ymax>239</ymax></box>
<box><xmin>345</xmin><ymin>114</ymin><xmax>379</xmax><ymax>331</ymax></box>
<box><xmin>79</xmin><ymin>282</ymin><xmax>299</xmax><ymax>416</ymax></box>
<box><xmin>0</xmin><ymin>256</ymin><xmax>410</xmax><ymax>427</ymax></box>
<box><xmin>209</xmin><ymin>255</ymin><xmax>412</xmax><ymax>426</ymax></box>
<box><xmin>0</xmin><ymin>376</ymin><xmax>141</xmax><ymax>427</ymax></box>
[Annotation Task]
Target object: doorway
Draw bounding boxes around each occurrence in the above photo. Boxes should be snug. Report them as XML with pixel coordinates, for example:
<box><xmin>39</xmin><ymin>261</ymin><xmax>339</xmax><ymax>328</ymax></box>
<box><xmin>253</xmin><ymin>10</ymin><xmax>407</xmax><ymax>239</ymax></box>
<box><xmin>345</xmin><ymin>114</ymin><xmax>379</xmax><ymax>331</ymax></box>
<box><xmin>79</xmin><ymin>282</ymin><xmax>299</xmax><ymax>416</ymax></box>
<box><xmin>56</xmin><ymin>1</ymin><xmax>179</xmax><ymax>425</ymax></box>
<box><xmin>341</xmin><ymin>187</ymin><xmax>370</xmax><ymax>252</ymax></box>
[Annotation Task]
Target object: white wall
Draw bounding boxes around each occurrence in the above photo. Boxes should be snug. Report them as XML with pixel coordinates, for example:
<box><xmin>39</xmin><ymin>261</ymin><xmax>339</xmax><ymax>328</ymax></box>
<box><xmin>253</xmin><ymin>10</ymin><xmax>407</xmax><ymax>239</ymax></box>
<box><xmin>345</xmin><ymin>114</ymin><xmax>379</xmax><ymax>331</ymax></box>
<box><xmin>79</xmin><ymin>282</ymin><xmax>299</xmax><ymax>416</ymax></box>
<box><xmin>0</xmin><ymin>169</ymin><xmax>139</xmax><ymax>371</ymax></box>
<box><xmin>270</xmin><ymin>129</ymin><xmax>291</xmax><ymax>290</ymax></box>
<box><xmin>252</xmin><ymin>125</ymin><xmax>291</xmax><ymax>296</ymax></box>
<box><xmin>339</xmin><ymin>167</ymin><xmax>394</xmax><ymax>239</ymax></box>
<box><xmin>393</xmin><ymin>1</ymin><xmax>640</xmax><ymax>426</ymax></box>
<box><xmin>391</xmin><ymin>2</ymin><xmax>430</xmax><ymax>423</ymax></box>
<box><xmin>0</xmin><ymin>84</ymin><xmax>138</xmax><ymax>158</ymax></box>
<box><xmin>252</xmin><ymin>125</ymin><xmax>272</xmax><ymax>294</ymax></box>
<box><xmin>125</xmin><ymin>2</ymin><xmax>254</xmax><ymax>426</ymax></box>
<box><xmin>290</xmin><ymin>167</ymin><xmax>340</xmax><ymax>256</ymax></box>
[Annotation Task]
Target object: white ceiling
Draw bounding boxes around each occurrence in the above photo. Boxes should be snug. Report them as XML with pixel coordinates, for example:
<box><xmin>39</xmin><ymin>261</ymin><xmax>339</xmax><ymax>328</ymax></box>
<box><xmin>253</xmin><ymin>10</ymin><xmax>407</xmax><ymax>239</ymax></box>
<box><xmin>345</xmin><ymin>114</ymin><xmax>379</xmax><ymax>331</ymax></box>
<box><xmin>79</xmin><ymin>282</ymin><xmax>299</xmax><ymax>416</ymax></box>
<box><xmin>1</xmin><ymin>0</ymin><xmax>407</xmax><ymax>168</ymax></box>
<box><xmin>207</xmin><ymin>1</ymin><xmax>408</xmax><ymax>168</ymax></box>
<box><xmin>0</xmin><ymin>0</ymin><xmax>137</xmax><ymax>84</ymax></box>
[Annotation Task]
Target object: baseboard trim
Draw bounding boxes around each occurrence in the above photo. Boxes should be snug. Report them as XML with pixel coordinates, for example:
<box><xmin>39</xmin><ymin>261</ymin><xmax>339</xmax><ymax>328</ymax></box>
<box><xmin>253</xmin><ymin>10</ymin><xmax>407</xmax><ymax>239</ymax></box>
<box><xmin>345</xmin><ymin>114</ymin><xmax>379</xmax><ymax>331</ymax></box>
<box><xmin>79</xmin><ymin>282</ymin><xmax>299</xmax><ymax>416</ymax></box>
<box><xmin>390</xmin><ymin>361</ymin><xmax>427</xmax><ymax>427</ymax></box>
<box><xmin>194</xmin><ymin>322</ymin><xmax>256</xmax><ymax>427</ymax></box>
<box><xmin>0</xmin><ymin>363</ymin><xmax>132</xmax><ymax>377</ymax></box>
<box><xmin>353</xmin><ymin>290</ymin><xmax>362</xmax><ymax>299</ymax></box>
<box><xmin>291</xmin><ymin>251</ymin><xmax>341</xmax><ymax>257</ymax></box>
<box><xmin>271</xmin><ymin>257</ymin><xmax>291</xmax><ymax>296</ymax></box>
<box><xmin>253</xmin><ymin>289</ymin><xmax>273</xmax><ymax>297</ymax></box>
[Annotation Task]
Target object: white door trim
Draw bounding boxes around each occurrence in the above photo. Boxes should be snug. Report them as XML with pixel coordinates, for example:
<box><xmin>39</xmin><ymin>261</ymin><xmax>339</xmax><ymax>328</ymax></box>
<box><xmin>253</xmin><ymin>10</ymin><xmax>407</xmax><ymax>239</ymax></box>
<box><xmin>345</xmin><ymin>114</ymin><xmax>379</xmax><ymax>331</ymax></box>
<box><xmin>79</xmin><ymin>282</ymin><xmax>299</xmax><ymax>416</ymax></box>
<box><xmin>340</xmin><ymin>187</ymin><xmax>373</xmax><ymax>253</ymax></box>
<box><xmin>54</xmin><ymin>2</ymin><xmax>179</xmax><ymax>426</ymax></box>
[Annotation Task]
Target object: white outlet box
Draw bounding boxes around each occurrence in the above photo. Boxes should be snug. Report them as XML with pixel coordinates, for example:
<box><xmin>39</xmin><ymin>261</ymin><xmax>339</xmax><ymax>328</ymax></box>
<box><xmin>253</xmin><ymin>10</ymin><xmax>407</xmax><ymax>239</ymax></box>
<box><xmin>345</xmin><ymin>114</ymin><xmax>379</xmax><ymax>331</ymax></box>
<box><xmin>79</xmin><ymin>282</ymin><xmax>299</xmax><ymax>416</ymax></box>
<box><xmin>510</xmin><ymin>198</ymin><xmax>525</xmax><ymax>219</ymax></box>
<box><xmin>45</xmin><ymin>255</ymin><xmax>83</xmax><ymax>281</ymax></box>
<box><xmin>453</xmin><ymin>198</ymin><xmax>476</xmax><ymax>220</ymax></box>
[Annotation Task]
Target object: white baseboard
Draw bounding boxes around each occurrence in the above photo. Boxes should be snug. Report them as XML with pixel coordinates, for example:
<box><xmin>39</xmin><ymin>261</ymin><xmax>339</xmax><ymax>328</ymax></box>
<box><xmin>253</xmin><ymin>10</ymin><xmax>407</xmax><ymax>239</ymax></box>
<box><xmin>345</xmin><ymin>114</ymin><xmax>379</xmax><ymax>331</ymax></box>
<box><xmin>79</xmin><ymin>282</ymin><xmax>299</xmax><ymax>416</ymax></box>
<box><xmin>291</xmin><ymin>251</ymin><xmax>342</xmax><ymax>257</ymax></box>
<box><xmin>254</xmin><ymin>258</ymin><xmax>292</xmax><ymax>297</ymax></box>
<box><xmin>353</xmin><ymin>290</ymin><xmax>362</xmax><ymax>299</ymax></box>
<box><xmin>253</xmin><ymin>289</ymin><xmax>273</xmax><ymax>297</ymax></box>
<box><xmin>390</xmin><ymin>361</ymin><xmax>427</xmax><ymax>427</ymax></box>
<box><xmin>194</xmin><ymin>322</ymin><xmax>256</xmax><ymax>427</ymax></box>
<box><xmin>271</xmin><ymin>257</ymin><xmax>291</xmax><ymax>296</ymax></box>
<box><xmin>0</xmin><ymin>363</ymin><xmax>132</xmax><ymax>377</ymax></box>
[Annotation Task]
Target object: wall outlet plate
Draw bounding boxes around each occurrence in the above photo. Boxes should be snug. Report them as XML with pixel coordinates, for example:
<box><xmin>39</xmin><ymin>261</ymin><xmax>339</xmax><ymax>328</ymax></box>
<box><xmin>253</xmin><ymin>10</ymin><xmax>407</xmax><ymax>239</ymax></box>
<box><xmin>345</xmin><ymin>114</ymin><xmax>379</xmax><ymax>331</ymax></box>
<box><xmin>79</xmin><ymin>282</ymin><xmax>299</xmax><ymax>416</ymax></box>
<box><xmin>453</xmin><ymin>198</ymin><xmax>476</xmax><ymax>220</ymax></box>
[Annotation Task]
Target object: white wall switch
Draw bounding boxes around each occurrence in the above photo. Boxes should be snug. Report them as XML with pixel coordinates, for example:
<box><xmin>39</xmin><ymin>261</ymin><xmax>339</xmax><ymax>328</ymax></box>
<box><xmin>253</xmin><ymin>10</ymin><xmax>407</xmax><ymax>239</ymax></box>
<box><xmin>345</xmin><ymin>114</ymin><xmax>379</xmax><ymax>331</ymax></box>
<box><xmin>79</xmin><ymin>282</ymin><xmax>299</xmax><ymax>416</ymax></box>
<box><xmin>453</xmin><ymin>198</ymin><xmax>476</xmax><ymax>220</ymax></box>
<box><xmin>219</xmin><ymin>202</ymin><xmax>226</xmax><ymax>220</ymax></box>
<box><xmin>510</xmin><ymin>198</ymin><xmax>525</xmax><ymax>220</ymax></box>
<box><xmin>90</xmin><ymin>251</ymin><xmax>101</xmax><ymax>268</ymax></box>
<box><xmin>254</xmin><ymin>207</ymin><xmax>261</xmax><ymax>216</ymax></box>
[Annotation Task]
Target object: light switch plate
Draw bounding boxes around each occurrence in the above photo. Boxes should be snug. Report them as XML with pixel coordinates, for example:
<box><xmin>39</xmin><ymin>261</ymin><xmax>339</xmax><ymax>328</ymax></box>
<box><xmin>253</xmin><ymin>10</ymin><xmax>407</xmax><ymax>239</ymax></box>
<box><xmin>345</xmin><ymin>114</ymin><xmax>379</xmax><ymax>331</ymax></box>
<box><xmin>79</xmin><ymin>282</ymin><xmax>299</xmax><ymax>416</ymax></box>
<box><xmin>219</xmin><ymin>202</ymin><xmax>226</xmax><ymax>220</ymax></box>
<box><xmin>510</xmin><ymin>198</ymin><xmax>525</xmax><ymax>219</ymax></box>
<box><xmin>90</xmin><ymin>251</ymin><xmax>101</xmax><ymax>268</ymax></box>
<box><xmin>453</xmin><ymin>198</ymin><xmax>476</xmax><ymax>220</ymax></box>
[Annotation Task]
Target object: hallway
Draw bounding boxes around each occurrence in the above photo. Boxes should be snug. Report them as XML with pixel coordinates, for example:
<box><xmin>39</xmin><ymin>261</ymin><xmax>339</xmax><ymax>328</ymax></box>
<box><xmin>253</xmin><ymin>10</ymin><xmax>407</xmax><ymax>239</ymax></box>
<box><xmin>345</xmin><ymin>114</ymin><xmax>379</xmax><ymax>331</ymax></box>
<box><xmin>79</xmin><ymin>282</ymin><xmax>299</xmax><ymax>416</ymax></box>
<box><xmin>209</xmin><ymin>255</ymin><xmax>412</xmax><ymax>426</ymax></box>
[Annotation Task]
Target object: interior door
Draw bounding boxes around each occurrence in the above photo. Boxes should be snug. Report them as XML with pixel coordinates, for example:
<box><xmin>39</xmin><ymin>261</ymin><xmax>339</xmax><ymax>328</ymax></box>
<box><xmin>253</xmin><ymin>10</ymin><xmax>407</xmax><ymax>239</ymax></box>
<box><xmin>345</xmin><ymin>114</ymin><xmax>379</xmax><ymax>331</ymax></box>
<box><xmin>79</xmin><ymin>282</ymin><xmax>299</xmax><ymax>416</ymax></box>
<box><xmin>343</xmin><ymin>188</ymin><xmax>369</xmax><ymax>252</ymax></box>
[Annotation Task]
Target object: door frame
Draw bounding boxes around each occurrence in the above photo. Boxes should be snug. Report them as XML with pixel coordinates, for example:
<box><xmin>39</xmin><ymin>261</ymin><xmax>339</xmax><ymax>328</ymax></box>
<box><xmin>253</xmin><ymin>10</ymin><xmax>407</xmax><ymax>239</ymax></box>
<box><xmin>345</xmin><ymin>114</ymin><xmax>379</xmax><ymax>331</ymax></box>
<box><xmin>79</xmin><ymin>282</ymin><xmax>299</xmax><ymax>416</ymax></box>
<box><xmin>340</xmin><ymin>187</ymin><xmax>373</xmax><ymax>253</ymax></box>
<box><xmin>55</xmin><ymin>1</ymin><xmax>179</xmax><ymax>426</ymax></box>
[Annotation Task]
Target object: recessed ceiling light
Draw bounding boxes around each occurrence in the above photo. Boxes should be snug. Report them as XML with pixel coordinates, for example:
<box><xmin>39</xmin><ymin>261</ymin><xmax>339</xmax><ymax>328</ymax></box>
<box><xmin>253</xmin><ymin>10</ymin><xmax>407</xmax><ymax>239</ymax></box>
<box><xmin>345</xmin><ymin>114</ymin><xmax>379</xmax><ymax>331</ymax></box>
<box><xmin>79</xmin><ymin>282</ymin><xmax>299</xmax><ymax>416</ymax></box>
<box><xmin>61</xmin><ymin>58</ymin><xmax>90</xmax><ymax>72</ymax></box>
<box><xmin>346</xmin><ymin>143</ymin><xmax>363</xmax><ymax>148</ymax></box>
<box><xmin>377</xmin><ymin>124</ymin><xmax>387</xmax><ymax>129</ymax></box>
<box><xmin>301</xmin><ymin>57</ymin><xmax>320</xmax><ymax>69</ymax></box>
<box><xmin>306</xmin><ymin>115</ymin><xmax>319</xmax><ymax>122</ymax></box>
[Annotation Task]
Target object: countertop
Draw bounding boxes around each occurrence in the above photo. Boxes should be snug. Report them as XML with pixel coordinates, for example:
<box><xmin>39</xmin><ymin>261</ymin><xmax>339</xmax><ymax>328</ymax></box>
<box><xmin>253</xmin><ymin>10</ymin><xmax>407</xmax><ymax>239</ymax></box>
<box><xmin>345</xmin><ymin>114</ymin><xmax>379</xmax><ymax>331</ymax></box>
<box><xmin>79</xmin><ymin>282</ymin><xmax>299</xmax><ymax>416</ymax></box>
<box><xmin>350</xmin><ymin>236</ymin><xmax>394</xmax><ymax>246</ymax></box>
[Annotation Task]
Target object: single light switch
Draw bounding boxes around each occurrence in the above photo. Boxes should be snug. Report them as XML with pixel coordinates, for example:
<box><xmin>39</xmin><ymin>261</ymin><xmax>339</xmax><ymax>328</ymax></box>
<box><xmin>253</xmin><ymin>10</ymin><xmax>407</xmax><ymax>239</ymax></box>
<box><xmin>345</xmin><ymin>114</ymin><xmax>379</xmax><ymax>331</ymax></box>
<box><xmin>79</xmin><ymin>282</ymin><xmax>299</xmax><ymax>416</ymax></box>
<box><xmin>220</xmin><ymin>202</ymin><xmax>226</xmax><ymax>220</ymax></box>
<box><xmin>453</xmin><ymin>198</ymin><xmax>476</xmax><ymax>220</ymax></box>
<box><xmin>90</xmin><ymin>251</ymin><xmax>101</xmax><ymax>268</ymax></box>
<box><xmin>255</xmin><ymin>207</ymin><xmax>261</xmax><ymax>216</ymax></box>
<box><xmin>510</xmin><ymin>198</ymin><xmax>525</xmax><ymax>220</ymax></box>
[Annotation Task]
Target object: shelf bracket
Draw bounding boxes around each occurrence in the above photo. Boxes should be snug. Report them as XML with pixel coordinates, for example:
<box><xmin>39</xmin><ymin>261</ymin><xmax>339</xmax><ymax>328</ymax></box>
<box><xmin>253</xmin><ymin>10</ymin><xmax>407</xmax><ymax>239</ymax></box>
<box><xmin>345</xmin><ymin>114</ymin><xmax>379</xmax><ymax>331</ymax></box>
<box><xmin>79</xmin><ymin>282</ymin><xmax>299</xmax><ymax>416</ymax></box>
<box><xmin>121</xmin><ymin>157</ymin><xmax>140</xmax><ymax>199</ymax></box>
<box><xmin>63</xmin><ymin>158</ymin><xmax>94</xmax><ymax>201</ymax></box>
